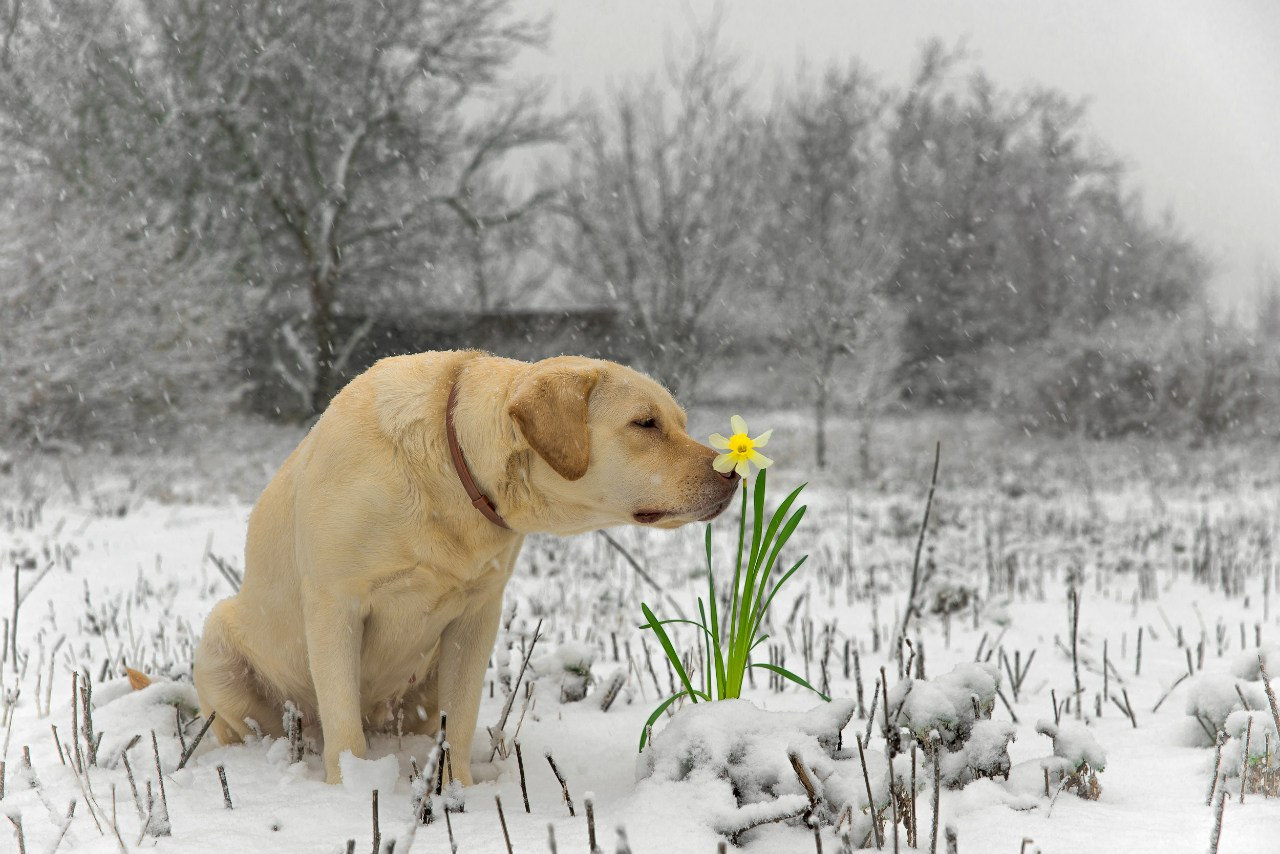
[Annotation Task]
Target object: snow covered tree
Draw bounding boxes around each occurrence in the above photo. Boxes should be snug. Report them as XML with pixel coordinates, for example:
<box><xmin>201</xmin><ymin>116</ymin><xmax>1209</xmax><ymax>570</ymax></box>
<box><xmin>0</xmin><ymin>0</ymin><xmax>561</xmax><ymax>415</ymax></box>
<box><xmin>886</xmin><ymin>42</ymin><xmax>1208</xmax><ymax>405</ymax></box>
<box><xmin>765</xmin><ymin>65</ymin><xmax>902</xmax><ymax>471</ymax></box>
<box><xmin>555</xmin><ymin>24</ymin><xmax>769</xmax><ymax>396</ymax></box>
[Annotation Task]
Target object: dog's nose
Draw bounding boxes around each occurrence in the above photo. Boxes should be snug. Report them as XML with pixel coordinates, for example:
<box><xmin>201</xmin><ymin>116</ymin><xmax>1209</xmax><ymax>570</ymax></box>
<box><xmin>717</xmin><ymin>468</ymin><xmax>739</xmax><ymax>483</ymax></box>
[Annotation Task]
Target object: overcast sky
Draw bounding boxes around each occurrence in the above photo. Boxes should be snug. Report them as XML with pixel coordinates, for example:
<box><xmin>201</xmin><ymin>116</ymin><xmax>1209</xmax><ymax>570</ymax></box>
<box><xmin>516</xmin><ymin>0</ymin><xmax>1280</xmax><ymax>311</ymax></box>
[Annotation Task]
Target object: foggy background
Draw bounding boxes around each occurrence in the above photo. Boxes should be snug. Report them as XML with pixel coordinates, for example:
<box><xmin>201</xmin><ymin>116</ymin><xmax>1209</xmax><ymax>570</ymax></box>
<box><xmin>2</xmin><ymin>0</ymin><xmax>1277</xmax><ymax>476</ymax></box>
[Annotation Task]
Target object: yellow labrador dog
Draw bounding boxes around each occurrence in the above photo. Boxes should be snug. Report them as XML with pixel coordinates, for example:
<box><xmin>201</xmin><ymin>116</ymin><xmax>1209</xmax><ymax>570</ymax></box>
<box><xmin>194</xmin><ymin>350</ymin><xmax>739</xmax><ymax>784</ymax></box>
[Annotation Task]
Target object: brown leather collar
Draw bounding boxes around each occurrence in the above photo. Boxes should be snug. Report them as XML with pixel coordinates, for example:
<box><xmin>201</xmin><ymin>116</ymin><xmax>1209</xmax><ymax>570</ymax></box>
<box><xmin>446</xmin><ymin>383</ymin><xmax>511</xmax><ymax>530</ymax></box>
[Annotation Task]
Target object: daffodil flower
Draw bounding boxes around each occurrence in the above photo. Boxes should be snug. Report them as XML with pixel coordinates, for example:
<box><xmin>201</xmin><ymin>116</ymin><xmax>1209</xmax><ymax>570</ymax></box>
<box><xmin>709</xmin><ymin>415</ymin><xmax>774</xmax><ymax>478</ymax></box>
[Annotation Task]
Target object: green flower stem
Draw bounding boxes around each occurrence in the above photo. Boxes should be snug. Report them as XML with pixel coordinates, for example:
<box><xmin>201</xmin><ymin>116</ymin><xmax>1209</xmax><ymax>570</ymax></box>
<box><xmin>638</xmin><ymin>469</ymin><xmax>825</xmax><ymax>750</ymax></box>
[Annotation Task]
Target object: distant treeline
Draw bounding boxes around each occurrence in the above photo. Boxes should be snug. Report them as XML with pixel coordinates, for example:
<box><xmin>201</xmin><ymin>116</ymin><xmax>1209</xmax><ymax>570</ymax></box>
<box><xmin>0</xmin><ymin>1</ymin><xmax>1275</xmax><ymax>453</ymax></box>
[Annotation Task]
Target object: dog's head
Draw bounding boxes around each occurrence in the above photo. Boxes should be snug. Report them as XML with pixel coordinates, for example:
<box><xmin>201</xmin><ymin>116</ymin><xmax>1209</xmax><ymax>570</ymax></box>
<box><xmin>506</xmin><ymin>356</ymin><xmax>739</xmax><ymax>535</ymax></box>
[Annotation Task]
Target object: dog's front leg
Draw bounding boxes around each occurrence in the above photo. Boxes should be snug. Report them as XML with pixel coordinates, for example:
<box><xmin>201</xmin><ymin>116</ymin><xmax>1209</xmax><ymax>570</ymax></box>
<box><xmin>437</xmin><ymin>592</ymin><xmax>504</xmax><ymax>786</ymax></box>
<box><xmin>304</xmin><ymin>590</ymin><xmax>367</xmax><ymax>784</ymax></box>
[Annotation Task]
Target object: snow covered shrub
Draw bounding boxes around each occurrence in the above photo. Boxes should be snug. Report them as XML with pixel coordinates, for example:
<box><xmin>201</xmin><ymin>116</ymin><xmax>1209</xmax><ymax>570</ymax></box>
<box><xmin>1006</xmin><ymin>313</ymin><xmax>1271</xmax><ymax>440</ymax></box>
<box><xmin>639</xmin><ymin>699</ymin><xmax>868</xmax><ymax>841</ymax></box>
<box><xmin>1184</xmin><ymin>671</ymin><xmax>1269</xmax><ymax>745</ymax></box>
<box><xmin>885</xmin><ymin>663</ymin><xmax>1000</xmax><ymax>752</ymax></box>
<box><xmin>531</xmin><ymin>641</ymin><xmax>596</xmax><ymax>702</ymax></box>
<box><xmin>883</xmin><ymin>662</ymin><xmax>1010</xmax><ymax>788</ymax></box>
<box><xmin>926</xmin><ymin>570</ymin><xmax>977</xmax><ymax>616</ymax></box>
<box><xmin>1229</xmin><ymin>644</ymin><xmax>1280</xmax><ymax>681</ymax></box>
<box><xmin>1036</xmin><ymin>720</ymin><xmax>1105</xmax><ymax>800</ymax></box>
<box><xmin>1221</xmin><ymin>710</ymin><xmax>1280</xmax><ymax>796</ymax></box>
<box><xmin>940</xmin><ymin>720</ymin><xmax>1018</xmax><ymax>787</ymax></box>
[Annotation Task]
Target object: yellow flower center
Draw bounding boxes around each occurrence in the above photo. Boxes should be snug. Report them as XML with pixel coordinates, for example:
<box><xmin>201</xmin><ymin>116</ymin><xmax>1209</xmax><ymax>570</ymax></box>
<box><xmin>729</xmin><ymin>434</ymin><xmax>753</xmax><ymax>457</ymax></box>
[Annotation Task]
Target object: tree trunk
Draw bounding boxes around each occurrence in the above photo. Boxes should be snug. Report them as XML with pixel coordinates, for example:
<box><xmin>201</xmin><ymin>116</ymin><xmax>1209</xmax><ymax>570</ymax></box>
<box><xmin>815</xmin><ymin>380</ymin><xmax>828</xmax><ymax>471</ymax></box>
<box><xmin>470</xmin><ymin>225</ymin><xmax>489</xmax><ymax>310</ymax></box>
<box><xmin>309</xmin><ymin>272</ymin><xmax>338</xmax><ymax>414</ymax></box>
<box><xmin>858</xmin><ymin>416</ymin><xmax>873</xmax><ymax>481</ymax></box>
<box><xmin>814</xmin><ymin>346</ymin><xmax>837</xmax><ymax>470</ymax></box>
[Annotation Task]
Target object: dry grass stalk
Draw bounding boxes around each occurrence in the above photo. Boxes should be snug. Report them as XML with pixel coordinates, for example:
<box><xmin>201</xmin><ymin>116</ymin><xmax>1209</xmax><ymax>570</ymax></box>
<box><xmin>70</xmin><ymin>672</ymin><xmax>82</xmax><ymax>772</ymax></box>
<box><xmin>1207</xmin><ymin>777</ymin><xmax>1229</xmax><ymax>854</ymax></box>
<box><xmin>1206</xmin><ymin>731</ymin><xmax>1227</xmax><ymax>806</ymax></box>
<box><xmin>898</xmin><ymin>442</ymin><xmax>942</xmax><ymax>657</ymax></box>
<box><xmin>80</xmin><ymin>670</ymin><xmax>98</xmax><ymax>766</ymax></box>
<box><xmin>1259</xmin><ymin>657</ymin><xmax>1280</xmax><ymax>738</ymax></box>
<box><xmin>1120</xmin><ymin>689</ymin><xmax>1137</xmax><ymax>728</ymax></box>
<box><xmin>585</xmin><ymin>795</ymin><xmax>599</xmax><ymax>853</ymax></box>
<box><xmin>514</xmin><ymin>739</ymin><xmax>531</xmax><ymax>813</ymax></box>
<box><xmin>488</xmin><ymin>619</ymin><xmax>543</xmax><ymax>760</ymax></box>
<box><xmin>495</xmin><ymin>794</ymin><xmax>513</xmax><ymax>854</ymax></box>
<box><xmin>149</xmin><ymin>730</ymin><xmax>170</xmax><ymax>835</ymax></box>
<box><xmin>1240</xmin><ymin>716</ymin><xmax>1253</xmax><ymax>803</ymax></box>
<box><xmin>177</xmin><ymin>711</ymin><xmax>217</xmax><ymax>770</ymax></box>
<box><xmin>121</xmin><ymin>751</ymin><xmax>144</xmax><ymax>821</ymax></box>
<box><xmin>45</xmin><ymin>800</ymin><xmax>76</xmax><ymax>854</ymax></box>
<box><xmin>855</xmin><ymin>736</ymin><xmax>881</xmax><ymax>850</ymax></box>
<box><xmin>1150</xmin><ymin>672</ymin><xmax>1189</xmax><ymax>713</ymax></box>
<box><xmin>217</xmin><ymin>764</ymin><xmax>233</xmax><ymax>809</ymax></box>
<box><xmin>930</xmin><ymin>732</ymin><xmax>941</xmax><ymax>854</ymax></box>
<box><xmin>546</xmin><ymin>752</ymin><xmax>575</xmax><ymax>816</ymax></box>
<box><xmin>6</xmin><ymin>813</ymin><xmax>24</xmax><ymax>854</ymax></box>
<box><xmin>444</xmin><ymin>806</ymin><xmax>457</xmax><ymax>853</ymax></box>
<box><xmin>789</xmin><ymin>751</ymin><xmax>819</xmax><ymax>821</ymax></box>
<box><xmin>1069</xmin><ymin>590</ymin><xmax>1082</xmax><ymax>720</ymax></box>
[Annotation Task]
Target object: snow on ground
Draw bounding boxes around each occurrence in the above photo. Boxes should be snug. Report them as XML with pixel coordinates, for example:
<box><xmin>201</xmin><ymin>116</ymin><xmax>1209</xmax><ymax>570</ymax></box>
<box><xmin>2</xmin><ymin>459</ymin><xmax>1280</xmax><ymax>852</ymax></box>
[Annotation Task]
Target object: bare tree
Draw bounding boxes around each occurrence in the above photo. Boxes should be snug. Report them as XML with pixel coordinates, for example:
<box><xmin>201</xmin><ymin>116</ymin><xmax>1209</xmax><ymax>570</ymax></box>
<box><xmin>767</xmin><ymin>65</ymin><xmax>902</xmax><ymax>470</ymax></box>
<box><xmin>0</xmin><ymin>0</ymin><xmax>562</xmax><ymax>414</ymax></box>
<box><xmin>556</xmin><ymin>24</ymin><xmax>768</xmax><ymax>395</ymax></box>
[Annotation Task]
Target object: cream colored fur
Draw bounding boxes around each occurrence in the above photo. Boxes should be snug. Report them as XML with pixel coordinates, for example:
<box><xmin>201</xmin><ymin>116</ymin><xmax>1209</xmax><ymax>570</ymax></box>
<box><xmin>193</xmin><ymin>351</ymin><xmax>737</xmax><ymax>784</ymax></box>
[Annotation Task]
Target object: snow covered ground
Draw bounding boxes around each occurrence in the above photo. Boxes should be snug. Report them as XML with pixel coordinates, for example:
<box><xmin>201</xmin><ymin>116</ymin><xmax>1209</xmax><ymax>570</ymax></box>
<box><xmin>3</xmin><ymin>447</ymin><xmax>1280</xmax><ymax>852</ymax></box>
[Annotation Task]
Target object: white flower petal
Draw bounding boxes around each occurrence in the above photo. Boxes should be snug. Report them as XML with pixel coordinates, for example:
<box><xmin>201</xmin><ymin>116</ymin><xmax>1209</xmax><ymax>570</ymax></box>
<box><xmin>751</xmin><ymin>451</ymin><xmax>774</xmax><ymax>469</ymax></box>
<box><xmin>708</xmin><ymin>432</ymin><xmax>730</xmax><ymax>450</ymax></box>
<box><xmin>730</xmin><ymin>414</ymin><xmax>748</xmax><ymax>436</ymax></box>
<box><xmin>735</xmin><ymin>458</ymin><xmax>751</xmax><ymax>479</ymax></box>
<box><xmin>752</xmin><ymin>429</ymin><xmax>774</xmax><ymax>448</ymax></box>
<box><xmin>712</xmin><ymin>453</ymin><xmax>736</xmax><ymax>473</ymax></box>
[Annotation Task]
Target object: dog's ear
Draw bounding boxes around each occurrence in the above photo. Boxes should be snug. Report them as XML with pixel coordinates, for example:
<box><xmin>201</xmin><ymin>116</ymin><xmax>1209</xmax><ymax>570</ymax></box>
<box><xmin>508</xmin><ymin>363</ymin><xmax>600</xmax><ymax>481</ymax></box>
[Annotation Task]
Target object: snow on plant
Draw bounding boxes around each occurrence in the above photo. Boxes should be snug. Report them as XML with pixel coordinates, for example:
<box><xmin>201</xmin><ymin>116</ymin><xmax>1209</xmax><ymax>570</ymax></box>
<box><xmin>940</xmin><ymin>719</ymin><xmax>1018</xmax><ymax>787</ymax></box>
<box><xmin>1036</xmin><ymin>719</ymin><xmax>1106</xmax><ymax>800</ymax></box>
<box><xmin>883</xmin><ymin>662</ymin><xmax>1012</xmax><ymax>787</ymax></box>
<box><xmin>638</xmin><ymin>699</ymin><xmax>865</xmax><ymax>842</ymax></box>
<box><xmin>530</xmin><ymin>640</ymin><xmax>596</xmax><ymax>703</ymax></box>
<box><xmin>1229</xmin><ymin>643</ymin><xmax>1280</xmax><ymax>681</ymax></box>
<box><xmin>884</xmin><ymin>663</ymin><xmax>999</xmax><ymax>749</ymax></box>
<box><xmin>1215</xmin><ymin>709</ymin><xmax>1280</xmax><ymax>796</ymax></box>
<box><xmin>1184</xmin><ymin>671</ymin><xmax>1269</xmax><ymax>745</ymax></box>
<box><xmin>639</xmin><ymin>419</ymin><xmax>825</xmax><ymax>749</ymax></box>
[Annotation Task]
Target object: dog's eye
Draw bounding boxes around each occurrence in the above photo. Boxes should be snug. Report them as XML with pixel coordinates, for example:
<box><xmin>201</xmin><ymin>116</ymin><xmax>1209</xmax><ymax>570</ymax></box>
<box><xmin>632</xmin><ymin>417</ymin><xmax>658</xmax><ymax>430</ymax></box>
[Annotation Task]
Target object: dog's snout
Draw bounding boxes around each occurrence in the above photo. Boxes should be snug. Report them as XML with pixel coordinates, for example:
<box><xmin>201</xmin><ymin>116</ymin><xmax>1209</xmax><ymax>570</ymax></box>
<box><xmin>717</xmin><ymin>468</ymin><xmax>739</xmax><ymax>483</ymax></box>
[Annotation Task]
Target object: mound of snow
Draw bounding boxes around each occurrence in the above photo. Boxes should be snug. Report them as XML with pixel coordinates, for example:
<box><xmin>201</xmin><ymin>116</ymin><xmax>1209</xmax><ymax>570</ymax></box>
<box><xmin>1036</xmin><ymin>719</ymin><xmax>1106</xmax><ymax>772</ymax></box>
<box><xmin>1229</xmin><ymin>644</ymin><xmax>1280</xmax><ymax>681</ymax></box>
<box><xmin>639</xmin><ymin>699</ymin><xmax>859</xmax><ymax>839</ymax></box>
<box><xmin>885</xmin><ymin>662</ymin><xmax>1000</xmax><ymax>751</ymax></box>
<box><xmin>1185</xmin><ymin>672</ymin><xmax>1269</xmax><ymax>739</ymax></box>
<box><xmin>339</xmin><ymin>751</ymin><xmax>400</xmax><ymax>796</ymax></box>
<box><xmin>531</xmin><ymin>640</ymin><xmax>596</xmax><ymax>702</ymax></box>
<box><xmin>941</xmin><ymin>719</ymin><xmax>1017</xmax><ymax>787</ymax></box>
